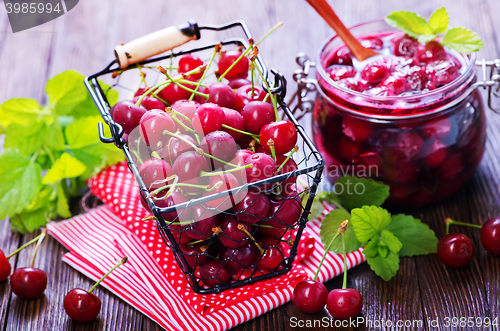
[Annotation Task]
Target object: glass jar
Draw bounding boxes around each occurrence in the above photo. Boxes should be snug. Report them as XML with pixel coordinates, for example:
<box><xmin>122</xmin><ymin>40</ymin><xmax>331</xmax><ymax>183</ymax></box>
<box><xmin>310</xmin><ymin>20</ymin><xmax>490</xmax><ymax>208</ymax></box>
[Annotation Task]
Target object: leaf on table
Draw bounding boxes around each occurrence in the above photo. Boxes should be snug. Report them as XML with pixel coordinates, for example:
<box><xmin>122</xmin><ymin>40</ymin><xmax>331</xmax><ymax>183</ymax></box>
<box><xmin>65</xmin><ymin>116</ymin><xmax>124</xmax><ymax>178</ymax></box>
<box><xmin>365</xmin><ymin>250</ymin><xmax>400</xmax><ymax>282</ymax></box>
<box><xmin>42</xmin><ymin>152</ymin><xmax>87</xmax><ymax>184</ymax></box>
<box><xmin>335</xmin><ymin>176</ymin><xmax>390</xmax><ymax>210</ymax></box>
<box><xmin>379</xmin><ymin>229</ymin><xmax>403</xmax><ymax>254</ymax></box>
<box><xmin>0</xmin><ymin>98</ymin><xmax>42</xmax><ymax>128</ymax></box>
<box><xmin>46</xmin><ymin>70</ymin><xmax>88</xmax><ymax>116</ymax></box>
<box><xmin>320</xmin><ymin>208</ymin><xmax>362</xmax><ymax>254</ymax></box>
<box><xmin>0</xmin><ymin>150</ymin><xmax>42</xmax><ymax>220</ymax></box>
<box><xmin>385</xmin><ymin>214</ymin><xmax>439</xmax><ymax>256</ymax></box>
<box><xmin>350</xmin><ymin>206</ymin><xmax>392</xmax><ymax>243</ymax></box>
<box><xmin>9</xmin><ymin>185</ymin><xmax>56</xmax><ymax>233</ymax></box>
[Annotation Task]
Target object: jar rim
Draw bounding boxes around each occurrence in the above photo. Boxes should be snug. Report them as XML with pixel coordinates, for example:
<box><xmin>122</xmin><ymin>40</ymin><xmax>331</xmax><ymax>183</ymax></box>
<box><xmin>315</xmin><ymin>19</ymin><xmax>477</xmax><ymax>119</ymax></box>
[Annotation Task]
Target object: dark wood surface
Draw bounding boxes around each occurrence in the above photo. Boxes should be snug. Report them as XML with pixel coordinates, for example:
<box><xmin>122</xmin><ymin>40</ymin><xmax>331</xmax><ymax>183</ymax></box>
<box><xmin>1</xmin><ymin>0</ymin><xmax>500</xmax><ymax>330</ymax></box>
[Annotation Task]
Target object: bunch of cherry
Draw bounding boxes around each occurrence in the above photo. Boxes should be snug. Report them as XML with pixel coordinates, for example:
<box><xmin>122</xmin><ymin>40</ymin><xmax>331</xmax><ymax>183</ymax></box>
<box><xmin>0</xmin><ymin>231</ymin><xmax>127</xmax><ymax>323</ymax></box>
<box><xmin>110</xmin><ymin>40</ymin><xmax>303</xmax><ymax>287</ymax></box>
<box><xmin>292</xmin><ymin>221</ymin><xmax>363</xmax><ymax>320</ymax></box>
<box><xmin>437</xmin><ymin>217</ymin><xmax>500</xmax><ymax>267</ymax></box>
<box><xmin>327</xmin><ymin>33</ymin><xmax>462</xmax><ymax>100</ymax></box>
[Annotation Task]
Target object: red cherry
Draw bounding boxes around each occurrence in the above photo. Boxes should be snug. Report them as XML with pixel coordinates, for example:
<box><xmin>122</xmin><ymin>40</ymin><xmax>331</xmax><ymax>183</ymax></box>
<box><xmin>111</xmin><ymin>100</ymin><xmax>147</xmax><ymax>134</ymax></box>
<box><xmin>415</xmin><ymin>41</ymin><xmax>447</xmax><ymax>63</ymax></box>
<box><xmin>438</xmin><ymin>153</ymin><xmax>464</xmax><ymax>180</ymax></box>
<box><xmin>172</xmin><ymin>151</ymin><xmax>210</xmax><ymax>193</ymax></box>
<box><xmin>360</xmin><ymin>37</ymin><xmax>383</xmax><ymax>50</ymax></box>
<box><xmin>292</xmin><ymin>280</ymin><xmax>328</xmax><ymax>314</ymax></box>
<box><xmin>244</xmin><ymin>153</ymin><xmax>278</xmax><ymax>187</ymax></box>
<box><xmin>425</xmin><ymin>59</ymin><xmax>461</xmax><ymax>87</ymax></box>
<box><xmin>233</xmin><ymin>190</ymin><xmax>270</xmax><ymax>224</ymax></box>
<box><xmin>162</xmin><ymin>133</ymin><xmax>196</xmax><ymax>165</ymax></box>
<box><xmin>132</xmin><ymin>95</ymin><xmax>165</xmax><ymax>111</ymax></box>
<box><xmin>360</xmin><ymin>59</ymin><xmax>390</xmax><ymax>84</ymax></box>
<box><xmin>232</xmin><ymin>149</ymin><xmax>254</xmax><ymax>183</ymax></box>
<box><xmin>199</xmin><ymin>259</ymin><xmax>231</xmax><ymax>286</ymax></box>
<box><xmin>228</xmin><ymin>78</ymin><xmax>251</xmax><ymax>89</ymax></box>
<box><xmin>0</xmin><ymin>250</ymin><xmax>11</xmax><ymax>282</ymax></box>
<box><xmin>421</xmin><ymin>117</ymin><xmax>454</xmax><ymax>140</ymax></box>
<box><xmin>337</xmin><ymin>136</ymin><xmax>361</xmax><ymax>161</ymax></box>
<box><xmin>64</xmin><ymin>288</ymin><xmax>101</xmax><ymax>323</ymax></box>
<box><xmin>392</xmin><ymin>35</ymin><xmax>419</xmax><ymax>57</ymax></box>
<box><xmin>336</xmin><ymin>78</ymin><xmax>368</xmax><ymax>92</ymax></box>
<box><xmin>221</xmin><ymin>107</ymin><xmax>245</xmax><ymax>141</ymax></box>
<box><xmin>219</xmin><ymin>215</ymin><xmax>251</xmax><ymax>249</ymax></box>
<box><xmin>203</xmin><ymin>173</ymin><xmax>241</xmax><ymax>210</ymax></box>
<box><xmin>199</xmin><ymin>131</ymin><xmax>238</xmax><ymax>170</ymax></box>
<box><xmin>207</xmin><ymin>82</ymin><xmax>236</xmax><ymax>109</ymax></box>
<box><xmin>326</xmin><ymin>289</ymin><xmax>363</xmax><ymax>320</ymax></box>
<box><xmin>157</xmin><ymin>79</ymin><xmax>194</xmax><ymax>105</ymax></box>
<box><xmin>180</xmin><ymin>241</ymin><xmax>210</xmax><ymax>268</ymax></box>
<box><xmin>341</xmin><ymin>117</ymin><xmax>371</xmax><ymax>143</ymax></box>
<box><xmin>192</xmin><ymin>103</ymin><xmax>225</xmax><ymax>135</ymax></box>
<box><xmin>234</xmin><ymin>84</ymin><xmax>267</xmax><ymax>112</ymax></box>
<box><xmin>218</xmin><ymin>50</ymin><xmax>249</xmax><ymax>80</ymax></box>
<box><xmin>260</xmin><ymin>120</ymin><xmax>298</xmax><ymax>155</ymax></box>
<box><xmin>139</xmin><ymin>110</ymin><xmax>176</xmax><ymax>150</ymax></box>
<box><xmin>134</xmin><ymin>87</ymin><xmax>149</xmax><ymax>97</ymax></box>
<box><xmin>276</xmin><ymin>154</ymin><xmax>298</xmax><ymax>189</ymax></box>
<box><xmin>178</xmin><ymin>54</ymin><xmax>205</xmax><ymax>80</ymax></box>
<box><xmin>171</xmin><ymin>100</ymin><xmax>199</xmax><ymax>133</ymax></box>
<box><xmin>241</xmin><ymin>101</ymin><xmax>275</xmax><ymax>134</ymax></box>
<box><xmin>379</xmin><ymin>74</ymin><xmax>410</xmax><ymax>95</ymax></box>
<box><xmin>220</xmin><ymin>241</ymin><xmax>258</xmax><ymax>270</ymax></box>
<box><xmin>423</xmin><ymin>139</ymin><xmax>448</xmax><ymax>168</ymax></box>
<box><xmin>154</xmin><ymin>190</ymin><xmax>192</xmax><ymax>223</ymax></box>
<box><xmin>438</xmin><ymin>233</ymin><xmax>475</xmax><ymax>267</ymax></box>
<box><xmin>481</xmin><ymin>218</ymin><xmax>500</xmax><ymax>255</ymax></box>
<box><xmin>139</xmin><ymin>158</ymin><xmax>173</xmax><ymax>191</ymax></box>
<box><xmin>331</xmin><ymin>46</ymin><xmax>353</xmax><ymax>66</ymax></box>
<box><xmin>10</xmin><ymin>267</ymin><xmax>47</xmax><ymax>299</ymax></box>
<box><xmin>266</xmin><ymin>195</ymin><xmax>302</xmax><ymax>228</ymax></box>
<box><xmin>187</xmin><ymin>205</ymin><xmax>220</xmax><ymax>240</ymax></box>
<box><xmin>327</xmin><ymin>66</ymin><xmax>356</xmax><ymax>82</ymax></box>
<box><xmin>257</xmin><ymin>236</ymin><xmax>284</xmax><ymax>271</ymax></box>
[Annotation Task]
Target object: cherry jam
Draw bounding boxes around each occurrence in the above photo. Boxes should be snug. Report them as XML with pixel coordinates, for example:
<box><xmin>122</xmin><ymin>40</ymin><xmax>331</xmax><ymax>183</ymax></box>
<box><xmin>312</xmin><ymin>21</ymin><xmax>486</xmax><ymax>208</ymax></box>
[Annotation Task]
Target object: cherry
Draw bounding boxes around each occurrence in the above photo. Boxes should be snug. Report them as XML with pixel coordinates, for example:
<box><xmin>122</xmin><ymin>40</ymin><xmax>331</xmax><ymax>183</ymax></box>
<box><xmin>218</xmin><ymin>50</ymin><xmax>249</xmax><ymax>80</ymax></box>
<box><xmin>0</xmin><ymin>250</ymin><xmax>11</xmax><ymax>281</ymax></box>
<box><xmin>172</xmin><ymin>151</ymin><xmax>210</xmax><ymax>193</ymax></box>
<box><xmin>292</xmin><ymin>280</ymin><xmax>328</xmax><ymax>314</ymax></box>
<box><xmin>132</xmin><ymin>95</ymin><xmax>165</xmax><ymax>111</ymax></box>
<box><xmin>421</xmin><ymin>117</ymin><xmax>454</xmax><ymax>140</ymax></box>
<box><xmin>360</xmin><ymin>59</ymin><xmax>389</xmax><ymax>84</ymax></box>
<box><xmin>379</xmin><ymin>74</ymin><xmax>410</xmax><ymax>95</ymax></box>
<box><xmin>327</xmin><ymin>66</ymin><xmax>356</xmax><ymax>82</ymax></box>
<box><xmin>180</xmin><ymin>241</ymin><xmax>210</xmax><ymax>269</ymax></box>
<box><xmin>244</xmin><ymin>153</ymin><xmax>278</xmax><ymax>187</ymax></box>
<box><xmin>438</xmin><ymin>233</ymin><xmax>475</xmax><ymax>267</ymax></box>
<box><xmin>203</xmin><ymin>173</ymin><xmax>241</xmax><ymax>210</ymax></box>
<box><xmin>481</xmin><ymin>218</ymin><xmax>500</xmax><ymax>255</ymax></box>
<box><xmin>10</xmin><ymin>268</ymin><xmax>47</xmax><ymax>299</ymax></box>
<box><xmin>392</xmin><ymin>35</ymin><xmax>419</xmax><ymax>58</ymax></box>
<box><xmin>241</xmin><ymin>101</ymin><xmax>276</xmax><ymax>134</ymax></box>
<box><xmin>199</xmin><ymin>131</ymin><xmax>238</xmax><ymax>169</ymax></box>
<box><xmin>331</xmin><ymin>46</ymin><xmax>353</xmax><ymax>66</ymax></box>
<box><xmin>438</xmin><ymin>153</ymin><xmax>464</xmax><ymax>181</ymax></box>
<box><xmin>207</xmin><ymin>82</ymin><xmax>237</xmax><ymax>109</ymax></box>
<box><xmin>139</xmin><ymin>158</ymin><xmax>173</xmax><ymax>191</ymax></box>
<box><xmin>260</xmin><ymin>120</ymin><xmax>298</xmax><ymax>155</ymax></box>
<box><xmin>192</xmin><ymin>103</ymin><xmax>225</xmax><ymax>135</ymax></box>
<box><xmin>405</xmin><ymin>65</ymin><xmax>428</xmax><ymax>91</ymax></box>
<box><xmin>233</xmin><ymin>149</ymin><xmax>254</xmax><ymax>183</ymax></box>
<box><xmin>154</xmin><ymin>190</ymin><xmax>192</xmax><ymax>223</ymax></box>
<box><xmin>425</xmin><ymin>59</ymin><xmax>461</xmax><ymax>87</ymax></box>
<box><xmin>187</xmin><ymin>206</ymin><xmax>220</xmax><ymax>240</ymax></box>
<box><xmin>220</xmin><ymin>241</ymin><xmax>258</xmax><ymax>270</ymax></box>
<box><xmin>162</xmin><ymin>133</ymin><xmax>196</xmax><ymax>165</ymax></box>
<box><xmin>276</xmin><ymin>154</ymin><xmax>298</xmax><ymax>188</ymax></box>
<box><xmin>170</xmin><ymin>223</ymin><xmax>193</xmax><ymax>245</ymax></box>
<box><xmin>234</xmin><ymin>84</ymin><xmax>267</xmax><ymax>112</ymax></box>
<box><xmin>257</xmin><ymin>236</ymin><xmax>284</xmax><ymax>271</ymax></box>
<box><xmin>336</xmin><ymin>78</ymin><xmax>368</xmax><ymax>92</ymax></box>
<box><xmin>221</xmin><ymin>107</ymin><xmax>245</xmax><ymax>141</ymax></box>
<box><xmin>394</xmin><ymin>131</ymin><xmax>425</xmax><ymax>162</ymax></box>
<box><xmin>228</xmin><ymin>78</ymin><xmax>251</xmax><ymax>89</ymax></box>
<box><xmin>415</xmin><ymin>41</ymin><xmax>447</xmax><ymax>63</ymax></box>
<box><xmin>134</xmin><ymin>87</ymin><xmax>149</xmax><ymax>97</ymax></box>
<box><xmin>341</xmin><ymin>116</ymin><xmax>371</xmax><ymax>143</ymax></box>
<box><xmin>64</xmin><ymin>257</ymin><xmax>127</xmax><ymax>323</ymax></box>
<box><xmin>423</xmin><ymin>139</ymin><xmax>448</xmax><ymax>168</ymax></box>
<box><xmin>266</xmin><ymin>195</ymin><xmax>302</xmax><ymax>228</ymax></box>
<box><xmin>111</xmin><ymin>100</ymin><xmax>147</xmax><ymax>134</ymax></box>
<box><xmin>326</xmin><ymin>289</ymin><xmax>363</xmax><ymax>320</ymax></box>
<box><xmin>337</xmin><ymin>136</ymin><xmax>361</xmax><ymax>161</ymax></box>
<box><xmin>234</xmin><ymin>190</ymin><xmax>271</xmax><ymax>224</ymax></box>
<box><xmin>171</xmin><ymin>100</ymin><xmax>199</xmax><ymax>133</ymax></box>
<box><xmin>139</xmin><ymin>110</ymin><xmax>176</xmax><ymax>150</ymax></box>
<box><xmin>127</xmin><ymin>128</ymin><xmax>152</xmax><ymax>164</ymax></box>
<box><xmin>360</xmin><ymin>37</ymin><xmax>383</xmax><ymax>50</ymax></box>
<box><xmin>178</xmin><ymin>54</ymin><xmax>205</xmax><ymax>80</ymax></box>
<box><xmin>199</xmin><ymin>259</ymin><xmax>231</xmax><ymax>286</ymax></box>
<box><xmin>257</xmin><ymin>222</ymin><xmax>288</xmax><ymax>238</ymax></box>
<box><xmin>219</xmin><ymin>215</ymin><xmax>251</xmax><ymax>249</ymax></box>
<box><xmin>157</xmin><ymin>79</ymin><xmax>193</xmax><ymax>105</ymax></box>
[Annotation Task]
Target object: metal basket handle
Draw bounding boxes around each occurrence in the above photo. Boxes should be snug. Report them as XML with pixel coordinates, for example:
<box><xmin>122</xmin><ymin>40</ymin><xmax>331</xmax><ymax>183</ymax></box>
<box><xmin>114</xmin><ymin>20</ymin><xmax>201</xmax><ymax>69</ymax></box>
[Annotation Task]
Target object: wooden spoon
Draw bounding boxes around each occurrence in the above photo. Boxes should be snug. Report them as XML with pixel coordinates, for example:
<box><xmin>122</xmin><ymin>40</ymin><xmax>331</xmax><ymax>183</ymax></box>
<box><xmin>306</xmin><ymin>0</ymin><xmax>379</xmax><ymax>62</ymax></box>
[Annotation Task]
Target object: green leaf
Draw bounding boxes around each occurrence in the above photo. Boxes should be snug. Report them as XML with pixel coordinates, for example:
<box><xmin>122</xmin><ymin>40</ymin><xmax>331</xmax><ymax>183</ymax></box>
<box><xmin>385</xmin><ymin>214</ymin><xmax>439</xmax><ymax>256</ymax></box>
<box><xmin>3</xmin><ymin>118</ymin><xmax>65</xmax><ymax>155</ymax></box>
<box><xmin>366</xmin><ymin>251</ymin><xmax>400</xmax><ymax>281</ymax></box>
<box><xmin>379</xmin><ymin>230</ymin><xmax>403</xmax><ymax>254</ymax></box>
<box><xmin>361</xmin><ymin>235</ymin><xmax>380</xmax><ymax>258</ymax></box>
<box><xmin>42</xmin><ymin>152</ymin><xmax>87</xmax><ymax>184</ymax></box>
<box><xmin>65</xmin><ymin>116</ymin><xmax>124</xmax><ymax>178</ymax></box>
<box><xmin>350</xmin><ymin>206</ymin><xmax>392</xmax><ymax>243</ymax></box>
<box><xmin>385</xmin><ymin>11</ymin><xmax>433</xmax><ymax>39</ymax></box>
<box><xmin>0</xmin><ymin>98</ymin><xmax>43</xmax><ymax>128</ymax></box>
<box><xmin>418</xmin><ymin>34</ymin><xmax>438</xmax><ymax>44</ymax></box>
<box><xmin>303</xmin><ymin>193</ymin><xmax>324</xmax><ymax>221</ymax></box>
<box><xmin>335</xmin><ymin>176</ymin><xmax>390</xmax><ymax>210</ymax></box>
<box><xmin>441</xmin><ymin>27</ymin><xmax>484</xmax><ymax>54</ymax></box>
<box><xmin>320</xmin><ymin>209</ymin><xmax>362</xmax><ymax>254</ymax></box>
<box><xmin>10</xmin><ymin>207</ymin><xmax>49</xmax><ymax>234</ymax></box>
<box><xmin>46</xmin><ymin>70</ymin><xmax>88</xmax><ymax>116</ymax></box>
<box><xmin>56</xmin><ymin>183</ymin><xmax>71</xmax><ymax>218</ymax></box>
<box><xmin>428</xmin><ymin>7</ymin><xmax>449</xmax><ymax>34</ymax></box>
<box><xmin>0</xmin><ymin>150</ymin><xmax>42</xmax><ymax>220</ymax></box>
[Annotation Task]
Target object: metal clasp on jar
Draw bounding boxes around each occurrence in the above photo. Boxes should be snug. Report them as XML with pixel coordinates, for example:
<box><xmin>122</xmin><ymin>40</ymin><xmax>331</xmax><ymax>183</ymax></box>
<box><xmin>474</xmin><ymin>59</ymin><xmax>500</xmax><ymax>114</ymax></box>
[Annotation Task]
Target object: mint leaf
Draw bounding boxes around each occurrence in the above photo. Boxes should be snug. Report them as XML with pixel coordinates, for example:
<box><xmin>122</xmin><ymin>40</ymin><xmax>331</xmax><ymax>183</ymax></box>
<box><xmin>385</xmin><ymin>214</ymin><xmax>439</xmax><ymax>256</ymax></box>
<box><xmin>42</xmin><ymin>153</ymin><xmax>87</xmax><ymax>184</ymax></box>
<box><xmin>385</xmin><ymin>11</ymin><xmax>433</xmax><ymax>39</ymax></box>
<box><xmin>0</xmin><ymin>150</ymin><xmax>42</xmax><ymax>220</ymax></box>
<box><xmin>65</xmin><ymin>116</ymin><xmax>124</xmax><ymax>178</ymax></box>
<box><xmin>56</xmin><ymin>183</ymin><xmax>71</xmax><ymax>218</ymax></box>
<box><xmin>46</xmin><ymin>70</ymin><xmax>88</xmax><ymax>116</ymax></box>
<box><xmin>361</xmin><ymin>235</ymin><xmax>380</xmax><ymax>258</ymax></box>
<box><xmin>365</xmin><ymin>251</ymin><xmax>400</xmax><ymax>281</ymax></box>
<box><xmin>70</xmin><ymin>82</ymin><xmax>118</xmax><ymax>119</ymax></box>
<box><xmin>351</xmin><ymin>206</ymin><xmax>392</xmax><ymax>243</ymax></box>
<box><xmin>0</xmin><ymin>98</ymin><xmax>42</xmax><ymax>128</ymax></box>
<box><xmin>320</xmin><ymin>208</ymin><xmax>362</xmax><ymax>254</ymax></box>
<box><xmin>441</xmin><ymin>27</ymin><xmax>484</xmax><ymax>54</ymax></box>
<box><xmin>428</xmin><ymin>7</ymin><xmax>449</xmax><ymax>34</ymax></box>
<box><xmin>10</xmin><ymin>207</ymin><xmax>49</xmax><ymax>234</ymax></box>
<box><xmin>4</xmin><ymin>118</ymin><xmax>65</xmax><ymax>155</ymax></box>
<box><xmin>379</xmin><ymin>230</ymin><xmax>403</xmax><ymax>254</ymax></box>
<box><xmin>335</xmin><ymin>176</ymin><xmax>390</xmax><ymax>210</ymax></box>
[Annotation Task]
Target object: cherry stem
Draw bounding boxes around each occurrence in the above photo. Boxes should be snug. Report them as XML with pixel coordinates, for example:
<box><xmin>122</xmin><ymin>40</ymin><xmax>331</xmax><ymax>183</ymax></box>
<box><xmin>255</xmin><ymin>22</ymin><xmax>283</xmax><ymax>47</ymax></box>
<box><xmin>445</xmin><ymin>218</ymin><xmax>482</xmax><ymax>235</ymax></box>
<box><xmin>136</xmin><ymin>81</ymin><xmax>170</xmax><ymax>107</ymax></box>
<box><xmin>165</xmin><ymin>108</ymin><xmax>201</xmax><ymax>141</ymax></box>
<box><xmin>250</xmin><ymin>223</ymin><xmax>274</xmax><ymax>229</ymax></box>
<box><xmin>238</xmin><ymin>224</ymin><xmax>265</xmax><ymax>255</ymax></box>
<box><xmin>151</xmin><ymin>151</ymin><xmax>161</xmax><ymax>159</ymax></box>
<box><xmin>267</xmin><ymin>140</ymin><xmax>277</xmax><ymax>162</ymax></box>
<box><xmin>313</xmin><ymin>231</ymin><xmax>340</xmax><ymax>282</ymax></box>
<box><xmin>200</xmin><ymin>164</ymin><xmax>252</xmax><ymax>177</ymax></box>
<box><xmin>30</xmin><ymin>230</ymin><xmax>47</xmax><ymax>268</ymax></box>
<box><xmin>253</xmin><ymin>63</ymin><xmax>279</xmax><ymax>121</ymax></box>
<box><xmin>218</xmin><ymin>47</ymin><xmax>253</xmax><ymax>82</ymax></box>
<box><xmin>6</xmin><ymin>232</ymin><xmax>45</xmax><ymax>260</ymax></box>
<box><xmin>158</xmin><ymin>66</ymin><xmax>209</xmax><ymax>99</ymax></box>
<box><xmin>190</xmin><ymin>47</ymin><xmax>218</xmax><ymax>101</ymax></box>
<box><xmin>340</xmin><ymin>221</ymin><xmax>348</xmax><ymax>290</ymax></box>
<box><xmin>88</xmin><ymin>257</ymin><xmax>128</xmax><ymax>294</ymax></box>
<box><xmin>221</xmin><ymin>124</ymin><xmax>259</xmax><ymax>139</ymax></box>
<box><xmin>262</xmin><ymin>93</ymin><xmax>270</xmax><ymax>103</ymax></box>
<box><xmin>276</xmin><ymin>146</ymin><xmax>298</xmax><ymax>173</ymax></box>
<box><xmin>250</xmin><ymin>62</ymin><xmax>255</xmax><ymax>95</ymax></box>
<box><xmin>148</xmin><ymin>174</ymin><xmax>178</xmax><ymax>193</ymax></box>
<box><xmin>187</xmin><ymin>238</ymin><xmax>209</xmax><ymax>246</ymax></box>
<box><xmin>150</xmin><ymin>182</ymin><xmax>217</xmax><ymax>197</ymax></box>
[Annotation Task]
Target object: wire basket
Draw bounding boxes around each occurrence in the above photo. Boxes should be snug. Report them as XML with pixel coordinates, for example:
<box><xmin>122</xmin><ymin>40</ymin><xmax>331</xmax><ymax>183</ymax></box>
<box><xmin>84</xmin><ymin>20</ymin><xmax>324</xmax><ymax>294</ymax></box>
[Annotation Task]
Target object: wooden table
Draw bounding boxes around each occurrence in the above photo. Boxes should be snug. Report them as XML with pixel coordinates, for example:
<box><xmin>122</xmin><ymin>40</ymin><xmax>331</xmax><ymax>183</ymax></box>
<box><xmin>1</xmin><ymin>0</ymin><xmax>499</xmax><ymax>330</ymax></box>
